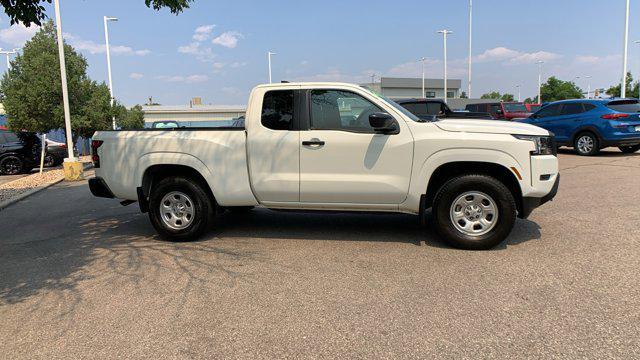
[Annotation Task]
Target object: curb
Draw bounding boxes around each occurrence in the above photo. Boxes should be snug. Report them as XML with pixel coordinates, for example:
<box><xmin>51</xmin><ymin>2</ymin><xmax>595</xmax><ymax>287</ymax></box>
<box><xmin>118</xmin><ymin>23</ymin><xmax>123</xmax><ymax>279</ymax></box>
<box><xmin>0</xmin><ymin>162</ymin><xmax>94</xmax><ymax>211</ymax></box>
<box><xmin>0</xmin><ymin>178</ymin><xmax>64</xmax><ymax>211</ymax></box>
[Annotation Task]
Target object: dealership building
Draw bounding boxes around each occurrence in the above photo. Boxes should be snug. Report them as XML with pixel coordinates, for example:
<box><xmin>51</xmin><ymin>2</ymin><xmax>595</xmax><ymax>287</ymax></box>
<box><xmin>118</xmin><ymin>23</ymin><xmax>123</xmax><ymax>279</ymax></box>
<box><xmin>362</xmin><ymin>77</ymin><xmax>462</xmax><ymax>99</ymax></box>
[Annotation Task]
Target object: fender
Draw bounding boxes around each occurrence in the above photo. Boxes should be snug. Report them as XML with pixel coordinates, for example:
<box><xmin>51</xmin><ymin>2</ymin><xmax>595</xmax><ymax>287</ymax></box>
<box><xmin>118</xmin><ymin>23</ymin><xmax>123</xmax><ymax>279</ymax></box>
<box><xmin>401</xmin><ymin>148</ymin><xmax>525</xmax><ymax>213</ymax></box>
<box><xmin>136</xmin><ymin>152</ymin><xmax>259</xmax><ymax>207</ymax></box>
<box><xmin>570</xmin><ymin>126</ymin><xmax>603</xmax><ymax>143</ymax></box>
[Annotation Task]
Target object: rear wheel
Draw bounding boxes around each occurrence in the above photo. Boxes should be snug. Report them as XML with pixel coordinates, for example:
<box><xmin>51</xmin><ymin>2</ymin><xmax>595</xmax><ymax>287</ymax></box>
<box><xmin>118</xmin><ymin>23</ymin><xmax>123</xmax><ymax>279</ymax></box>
<box><xmin>574</xmin><ymin>132</ymin><xmax>599</xmax><ymax>156</ymax></box>
<box><xmin>619</xmin><ymin>145</ymin><xmax>640</xmax><ymax>154</ymax></box>
<box><xmin>432</xmin><ymin>174</ymin><xmax>517</xmax><ymax>250</ymax></box>
<box><xmin>148</xmin><ymin>176</ymin><xmax>214</xmax><ymax>241</ymax></box>
<box><xmin>0</xmin><ymin>155</ymin><xmax>24</xmax><ymax>175</ymax></box>
<box><xmin>44</xmin><ymin>153</ymin><xmax>57</xmax><ymax>167</ymax></box>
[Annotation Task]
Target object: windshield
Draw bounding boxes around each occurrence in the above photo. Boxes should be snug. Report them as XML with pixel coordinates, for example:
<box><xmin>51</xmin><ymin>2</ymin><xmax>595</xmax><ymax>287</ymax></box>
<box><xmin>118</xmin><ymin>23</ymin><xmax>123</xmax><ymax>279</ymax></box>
<box><xmin>360</xmin><ymin>86</ymin><xmax>423</xmax><ymax>122</ymax></box>
<box><xmin>503</xmin><ymin>103</ymin><xmax>528</xmax><ymax>112</ymax></box>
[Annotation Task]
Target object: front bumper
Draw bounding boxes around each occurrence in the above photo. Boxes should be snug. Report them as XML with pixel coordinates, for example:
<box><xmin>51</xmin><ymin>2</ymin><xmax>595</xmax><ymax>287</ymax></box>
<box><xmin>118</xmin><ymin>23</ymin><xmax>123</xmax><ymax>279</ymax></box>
<box><xmin>520</xmin><ymin>174</ymin><xmax>560</xmax><ymax>218</ymax></box>
<box><xmin>88</xmin><ymin>177</ymin><xmax>115</xmax><ymax>198</ymax></box>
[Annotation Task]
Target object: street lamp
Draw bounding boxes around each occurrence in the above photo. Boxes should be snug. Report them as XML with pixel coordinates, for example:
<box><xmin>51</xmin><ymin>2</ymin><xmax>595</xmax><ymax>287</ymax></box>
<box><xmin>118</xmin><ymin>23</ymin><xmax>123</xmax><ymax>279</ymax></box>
<box><xmin>53</xmin><ymin>0</ymin><xmax>78</xmax><ymax>175</ymax></box>
<box><xmin>536</xmin><ymin>60</ymin><xmax>544</xmax><ymax>104</ymax></box>
<box><xmin>516</xmin><ymin>85</ymin><xmax>521</xmax><ymax>102</ymax></box>
<box><xmin>419</xmin><ymin>57</ymin><xmax>427</xmax><ymax>98</ymax></box>
<box><xmin>585</xmin><ymin>75</ymin><xmax>592</xmax><ymax>99</ymax></box>
<box><xmin>103</xmin><ymin>16</ymin><xmax>118</xmax><ymax>130</ymax></box>
<box><xmin>467</xmin><ymin>0</ymin><xmax>473</xmax><ymax>98</ymax></box>
<box><xmin>437</xmin><ymin>29</ymin><xmax>453</xmax><ymax>103</ymax></box>
<box><xmin>268</xmin><ymin>51</ymin><xmax>276</xmax><ymax>83</ymax></box>
<box><xmin>621</xmin><ymin>0</ymin><xmax>630</xmax><ymax>98</ymax></box>
<box><xmin>0</xmin><ymin>48</ymin><xmax>19</xmax><ymax>70</ymax></box>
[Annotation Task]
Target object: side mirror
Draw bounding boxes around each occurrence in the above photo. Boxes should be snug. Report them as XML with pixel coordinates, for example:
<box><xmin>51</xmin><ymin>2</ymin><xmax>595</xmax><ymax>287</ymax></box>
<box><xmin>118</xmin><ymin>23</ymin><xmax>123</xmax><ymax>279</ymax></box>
<box><xmin>369</xmin><ymin>112</ymin><xmax>398</xmax><ymax>134</ymax></box>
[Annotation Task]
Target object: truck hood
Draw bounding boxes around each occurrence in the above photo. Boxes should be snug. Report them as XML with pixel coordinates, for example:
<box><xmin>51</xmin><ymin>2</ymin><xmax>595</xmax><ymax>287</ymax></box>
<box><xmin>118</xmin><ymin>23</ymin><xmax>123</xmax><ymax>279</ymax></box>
<box><xmin>434</xmin><ymin>118</ymin><xmax>549</xmax><ymax>136</ymax></box>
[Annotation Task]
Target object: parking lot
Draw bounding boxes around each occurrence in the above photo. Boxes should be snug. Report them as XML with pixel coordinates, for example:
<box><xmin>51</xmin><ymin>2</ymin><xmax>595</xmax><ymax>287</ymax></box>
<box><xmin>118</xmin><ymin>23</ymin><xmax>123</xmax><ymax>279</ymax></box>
<box><xmin>1</xmin><ymin>149</ymin><xmax>639</xmax><ymax>358</ymax></box>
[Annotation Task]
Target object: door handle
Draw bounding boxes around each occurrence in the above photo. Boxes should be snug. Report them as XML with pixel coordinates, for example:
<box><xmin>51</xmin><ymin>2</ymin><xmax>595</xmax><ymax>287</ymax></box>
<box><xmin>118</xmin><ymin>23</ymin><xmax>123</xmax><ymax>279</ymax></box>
<box><xmin>302</xmin><ymin>139</ymin><xmax>325</xmax><ymax>146</ymax></box>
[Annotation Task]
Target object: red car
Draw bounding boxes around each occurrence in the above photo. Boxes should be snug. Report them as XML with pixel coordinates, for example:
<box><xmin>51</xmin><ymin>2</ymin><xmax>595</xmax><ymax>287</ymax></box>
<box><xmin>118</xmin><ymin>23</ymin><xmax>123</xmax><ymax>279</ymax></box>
<box><xmin>525</xmin><ymin>103</ymin><xmax>542</xmax><ymax>112</ymax></box>
<box><xmin>465</xmin><ymin>102</ymin><xmax>532</xmax><ymax>120</ymax></box>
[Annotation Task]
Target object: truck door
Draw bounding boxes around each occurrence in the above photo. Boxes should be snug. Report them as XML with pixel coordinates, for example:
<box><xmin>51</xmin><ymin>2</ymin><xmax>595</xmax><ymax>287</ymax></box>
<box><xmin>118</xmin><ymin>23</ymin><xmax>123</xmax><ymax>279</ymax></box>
<box><xmin>246</xmin><ymin>88</ymin><xmax>301</xmax><ymax>202</ymax></box>
<box><xmin>298</xmin><ymin>88</ymin><xmax>413</xmax><ymax>204</ymax></box>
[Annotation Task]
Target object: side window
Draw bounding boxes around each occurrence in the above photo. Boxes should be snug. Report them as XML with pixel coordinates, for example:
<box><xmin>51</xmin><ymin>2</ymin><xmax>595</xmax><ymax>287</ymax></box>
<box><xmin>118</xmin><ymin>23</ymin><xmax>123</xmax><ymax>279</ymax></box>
<box><xmin>261</xmin><ymin>90</ymin><xmax>294</xmax><ymax>130</ymax></box>
<box><xmin>310</xmin><ymin>90</ymin><xmax>383</xmax><ymax>132</ymax></box>
<box><xmin>536</xmin><ymin>104</ymin><xmax>562</xmax><ymax>118</ymax></box>
<box><xmin>426</xmin><ymin>102</ymin><xmax>444</xmax><ymax>115</ymax></box>
<box><xmin>560</xmin><ymin>103</ymin><xmax>584</xmax><ymax>115</ymax></box>
<box><xmin>400</xmin><ymin>102</ymin><xmax>420</xmax><ymax>116</ymax></box>
<box><xmin>0</xmin><ymin>132</ymin><xmax>6</xmax><ymax>145</ymax></box>
<box><xmin>583</xmin><ymin>104</ymin><xmax>596</xmax><ymax>112</ymax></box>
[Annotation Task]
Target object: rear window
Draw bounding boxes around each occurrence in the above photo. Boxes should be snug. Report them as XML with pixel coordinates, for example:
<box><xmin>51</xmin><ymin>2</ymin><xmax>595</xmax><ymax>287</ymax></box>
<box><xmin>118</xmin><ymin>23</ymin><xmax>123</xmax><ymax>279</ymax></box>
<box><xmin>528</xmin><ymin>105</ymin><xmax>541</xmax><ymax>112</ymax></box>
<box><xmin>504</xmin><ymin>103</ymin><xmax>527</xmax><ymax>112</ymax></box>
<box><xmin>606</xmin><ymin>100</ymin><xmax>640</xmax><ymax>113</ymax></box>
<box><xmin>261</xmin><ymin>90</ymin><xmax>294</xmax><ymax>130</ymax></box>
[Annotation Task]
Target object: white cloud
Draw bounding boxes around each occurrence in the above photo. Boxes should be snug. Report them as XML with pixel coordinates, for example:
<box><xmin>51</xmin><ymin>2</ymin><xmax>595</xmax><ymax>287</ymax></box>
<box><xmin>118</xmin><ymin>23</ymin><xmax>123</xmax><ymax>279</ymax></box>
<box><xmin>129</xmin><ymin>72</ymin><xmax>144</xmax><ymax>80</ymax></box>
<box><xmin>474</xmin><ymin>46</ymin><xmax>561</xmax><ymax>64</ymax></box>
<box><xmin>212</xmin><ymin>31</ymin><xmax>243</xmax><ymax>48</ymax></box>
<box><xmin>0</xmin><ymin>24</ymin><xmax>39</xmax><ymax>47</ymax></box>
<box><xmin>156</xmin><ymin>74</ymin><xmax>209</xmax><ymax>83</ymax></box>
<box><xmin>178</xmin><ymin>42</ymin><xmax>200</xmax><ymax>54</ymax></box>
<box><xmin>193</xmin><ymin>25</ymin><xmax>215</xmax><ymax>41</ymax></box>
<box><xmin>64</xmin><ymin>33</ymin><xmax>150</xmax><ymax>56</ymax></box>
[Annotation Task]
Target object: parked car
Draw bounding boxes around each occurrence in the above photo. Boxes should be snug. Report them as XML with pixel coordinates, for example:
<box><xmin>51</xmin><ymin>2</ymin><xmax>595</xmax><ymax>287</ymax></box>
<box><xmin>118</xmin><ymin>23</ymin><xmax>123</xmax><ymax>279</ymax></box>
<box><xmin>0</xmin><ymin>130</ymin><xmax>42</xmax><ymax>175</ymax></box>
<box><xmin>525</xmin><ymin>103</ymin><xmax>542</xmax><ymax>113</ymax></box>
<box><xmin>151</xmin><ymin>121</ymin><xmax>180</xmax><ymax>129</ymax></box>
<box><xmin>393</xmin><ymin>98</ymin><xmax>493</xmax><ymax>120</ymax></box>
<box><xmin>89</xmin><ymin>82</ymin><xmax>559</xmax><ymax>250</ymax></box>
<box><xmin>517</xmin><ymin>99</ymin><xmax>640</xmax><ymax>156</ymax></box>
<box><xmin>466</xmin><ymin>102</ymin><xmax>532</xmax><ymax>120</ymax></box>
<box><xmin>43</xmin><ymin>139</ymin><xmax>68</xmax><ymax>167</ymax></box>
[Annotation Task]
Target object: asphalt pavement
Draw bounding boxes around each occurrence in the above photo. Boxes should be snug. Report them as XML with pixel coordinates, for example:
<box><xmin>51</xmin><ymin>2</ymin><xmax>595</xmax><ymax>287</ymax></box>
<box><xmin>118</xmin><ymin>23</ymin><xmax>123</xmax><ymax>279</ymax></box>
<box><xmin>1</xmin><ymin>149</ymin><xmax>639</xmax><ymax>359</ymax></box>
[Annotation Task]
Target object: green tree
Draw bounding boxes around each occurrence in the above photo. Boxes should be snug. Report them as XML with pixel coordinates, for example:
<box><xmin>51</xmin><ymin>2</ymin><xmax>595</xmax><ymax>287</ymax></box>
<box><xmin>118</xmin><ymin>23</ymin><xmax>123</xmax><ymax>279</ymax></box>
<box><xmin>540</xmin><ymin>76</ymin><xmax>583</xmax><ymax>102</ymax></box>
<box><xmin>1</xmin><ymin>0</ymin><xmax>194</xmax><ymax>26</ymax></box>
<box><xmin>115</xmin><ymin>104</ymin><xmax>146</xmax><ymax>130</ymax></box>
<box><xmin>606</xmin><ymin>72</ymin><xmax>639</xmax><ymax>98</ymax></box>
<box><xmin>0</xmin><ymin>21</ymin><xmax>112</xmax><ymax>139</ymax></box>
<box><xmin>524</xmin><ymin>96</ymin><xmax>539</xmax><ymax>104</ymax></box>
<box><xmin>501</xmin><ymin>93</ymin><xmax>515</xmax><ymax>102</ymax></box>
<box><xmin>480</xmin><ymin>91</ymin><xmax>501</xmax><ymax>100</ymax></box>
<box><xmin>460</xmin><ymin>91</ymin><xmax>468</xmax><ymax>99</ymax></box>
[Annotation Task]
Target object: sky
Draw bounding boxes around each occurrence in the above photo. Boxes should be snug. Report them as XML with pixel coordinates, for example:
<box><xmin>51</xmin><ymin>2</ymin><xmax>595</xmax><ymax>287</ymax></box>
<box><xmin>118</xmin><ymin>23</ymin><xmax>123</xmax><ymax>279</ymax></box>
<box><xmin>0</xmin><ymin>0</ymin><xmax>638</xmax><ymax>106</ymax></box>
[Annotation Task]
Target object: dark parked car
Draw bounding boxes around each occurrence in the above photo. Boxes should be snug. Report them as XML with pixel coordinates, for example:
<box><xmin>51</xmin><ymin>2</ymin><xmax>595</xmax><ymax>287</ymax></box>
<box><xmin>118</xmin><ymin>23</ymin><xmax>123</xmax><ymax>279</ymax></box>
<box><xmin>393</xmin><ymin>98</ymin><xmax>493</xmax><ymax>121</ymax></box>
<box><xmin>0</xmin><ymin>130</ymin><xmax>42</xmax><ymax>175</ymax></box>
<box><xmin>44</xmin><ymin>139</ymin><xmax>69</xmax><ymax>167</ymax></box>
<box><xmin>517</xmin><ymin>99</ymin><xmax>640</xmax><ymax>156</ymax></box>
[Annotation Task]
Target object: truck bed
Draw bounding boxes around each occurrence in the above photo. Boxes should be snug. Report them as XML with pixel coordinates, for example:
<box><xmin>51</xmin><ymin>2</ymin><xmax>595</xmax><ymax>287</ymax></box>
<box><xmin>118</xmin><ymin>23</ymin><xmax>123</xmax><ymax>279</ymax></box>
<box><xmin>92</xmin><ymin>128</ymin><xmax>258</xmax><ymax>206</ymax></box>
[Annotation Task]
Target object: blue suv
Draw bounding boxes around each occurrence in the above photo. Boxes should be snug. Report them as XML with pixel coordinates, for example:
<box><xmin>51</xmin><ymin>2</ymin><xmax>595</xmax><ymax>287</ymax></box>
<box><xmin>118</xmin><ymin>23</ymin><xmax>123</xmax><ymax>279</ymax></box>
<box><xmin>518</xmin><ymin>99</ymin><xmax>640</xmax><ymax>156</ymax></box>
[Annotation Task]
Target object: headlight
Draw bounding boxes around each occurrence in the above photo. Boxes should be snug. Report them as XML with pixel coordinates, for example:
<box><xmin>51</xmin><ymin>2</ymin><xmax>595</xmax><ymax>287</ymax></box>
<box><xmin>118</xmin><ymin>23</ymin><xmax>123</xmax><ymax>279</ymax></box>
<box><xmin>513</xmin><ymin>135</ymin><xmax>556</xmax><ymax>156</ymax></box>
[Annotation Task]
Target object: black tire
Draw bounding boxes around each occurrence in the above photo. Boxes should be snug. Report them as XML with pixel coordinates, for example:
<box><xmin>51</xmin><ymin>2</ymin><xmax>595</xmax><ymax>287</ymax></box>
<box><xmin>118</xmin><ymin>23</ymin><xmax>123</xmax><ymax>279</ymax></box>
<box><xmin>148</xmin><ymin>176</ymin><xmax>215</xmax><ymax>241</ymax></box>
<box><xmin>0</xmin><ymin>155</ymin><xmax>24</xmax><ymax>175</ymax></box>
<box><xmin>44</xmin><ymin>154</ymin><xmax>57</xmax><ymax>167</ymax></box>
<box><xmin>619</xmin><ymin>145</ymin><xmax>640</xmax><ymax>154</ymax></box>
<box><xmin>432</xmin><ymin>174</ymin><xmax>517</xmax><ymax>250</ymax></box>
<box><xmin>574</xmin><ymin>132</ymin><xmax>599</xmax><ymax>156</ymax></box>
<box><xmin>228</xmin><ymin>206</ymin><xmax>255</xmax><ymax>213</ymax></box>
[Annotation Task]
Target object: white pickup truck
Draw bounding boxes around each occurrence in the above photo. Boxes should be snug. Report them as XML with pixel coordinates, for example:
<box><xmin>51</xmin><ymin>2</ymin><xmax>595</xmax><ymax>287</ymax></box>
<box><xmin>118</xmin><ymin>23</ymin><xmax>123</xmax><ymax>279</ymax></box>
<box><xmin>89</xmin><ymin>82</ymin><xmax>559</xmax><ymax>250</ymax></box>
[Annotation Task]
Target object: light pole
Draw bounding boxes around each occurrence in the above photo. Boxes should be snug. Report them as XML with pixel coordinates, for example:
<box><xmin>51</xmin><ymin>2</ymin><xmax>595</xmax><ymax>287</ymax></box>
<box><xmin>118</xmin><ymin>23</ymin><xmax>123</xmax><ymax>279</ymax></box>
<box><xmin>0</xmin><ymin>48</ymin><xmax>18</xmax><ymax>70</ymax></box>
<box><xmin>103</xmin><ymin>16</ymin><xmax>118</xmax><ymax>130</ymax></box>
<box><xmin>268</xmin><ymin>51</ymin><xmax>276</xmax><ymax>83</ymax></box>
<box><xmin>53</xmin><ymin>0</ymin><xmax>77</xmax><ymax>170</ymax></box>
<box><xmin>467</xmin><ymin>0</ymin><xmax>473</xmax><ymax>98</ymax></box>
<box><xmin>419</xmin><ymin>57</ymin><xmax>426</xmax><ymax>98</ymax></box>
<box><xmin>437</xmin><ymin>29</ymin><xmax>453</xmax><ymax>103</ymax></box>
<box><xmin>585</xmin><ymin>75</ymin><xmax>592</xmax><ymax>99</ymax></box>
<box><xmin>621</xmin><ymin>0</ymin><xmax>630</xmax><ymax>98</ymax></box>
<box><xmin>516</xmin><ymin>85</ymin><xmax>521</xmax><ymax>102</ymax></box>
<box><xmin>536</xmin><ymin>60</ymin><xmax>544</xmax><ymax>104</ymax></box>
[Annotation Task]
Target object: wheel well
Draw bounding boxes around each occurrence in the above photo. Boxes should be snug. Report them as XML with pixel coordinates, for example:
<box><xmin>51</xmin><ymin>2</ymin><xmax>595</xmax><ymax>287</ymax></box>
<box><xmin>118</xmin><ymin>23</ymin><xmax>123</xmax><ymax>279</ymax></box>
<box><xmin>423</xmin><ymin>162</ymin><xmax>523</xmax><ymax>214</ymax></box>
<box><xmin>572</xmin><ymin>128</ymin><xmax>601</xmax><ymax>145</ymax></box>
<box><xmin>140</xmin><ymin>164</ymin><xmax>216</xmax><ymax>212</ymax></box>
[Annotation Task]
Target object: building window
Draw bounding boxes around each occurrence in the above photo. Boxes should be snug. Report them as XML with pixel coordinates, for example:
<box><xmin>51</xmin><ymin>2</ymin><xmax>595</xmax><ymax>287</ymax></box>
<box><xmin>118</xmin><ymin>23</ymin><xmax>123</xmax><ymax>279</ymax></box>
<box><xmin>425</xmin><ymin>91</ymin><xmax>436</xmax><ymax>98</ymax></box>
<box><xmin>447</xmin><ymin>91</ymin><xmax>455</xmax><ymax>98</ymax></box>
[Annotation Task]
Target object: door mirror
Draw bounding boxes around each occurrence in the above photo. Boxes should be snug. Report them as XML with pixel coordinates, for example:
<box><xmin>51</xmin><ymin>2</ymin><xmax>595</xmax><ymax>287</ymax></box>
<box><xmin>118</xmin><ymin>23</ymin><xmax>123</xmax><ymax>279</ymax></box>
<box><xmin>369</xmin><ymin>112</ymin><xmax>398</xmax><ymax>134</ymax></box>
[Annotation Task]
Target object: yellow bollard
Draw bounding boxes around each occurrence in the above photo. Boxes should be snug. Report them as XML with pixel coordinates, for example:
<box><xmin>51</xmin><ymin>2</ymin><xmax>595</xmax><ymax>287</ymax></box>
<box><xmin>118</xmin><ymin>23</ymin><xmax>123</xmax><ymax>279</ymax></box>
<box><xmin>63</xmin><ymin>159</ymin><xmax>84</xmax><ymax>181</ymax></box>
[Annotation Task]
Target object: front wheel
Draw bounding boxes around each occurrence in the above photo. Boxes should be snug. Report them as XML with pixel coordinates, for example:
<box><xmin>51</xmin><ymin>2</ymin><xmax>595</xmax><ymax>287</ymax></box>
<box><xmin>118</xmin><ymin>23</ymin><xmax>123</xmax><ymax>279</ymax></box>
<box><xmin>619</xmin><ymin>145</ymin><xmax>640</xmax><ymax>154</ymax></box>
<box><xmin>432</xmin><ymin>174</ymin><xmax>517</xmax><ymax>250</ymax></box>
<box><xmin>574</xmin><ymin>132</ymin><xmax>599</xmax><ymax>156</ymax></box>
<box><xmin>148</xmin><ymin>176</ymin><xmax>215</xmax><ymax>241</ymax></box>
<box><xmin>0</xmin><ymin>155</ymin><xmax>24</xmax><ymax>175</ymax></box>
